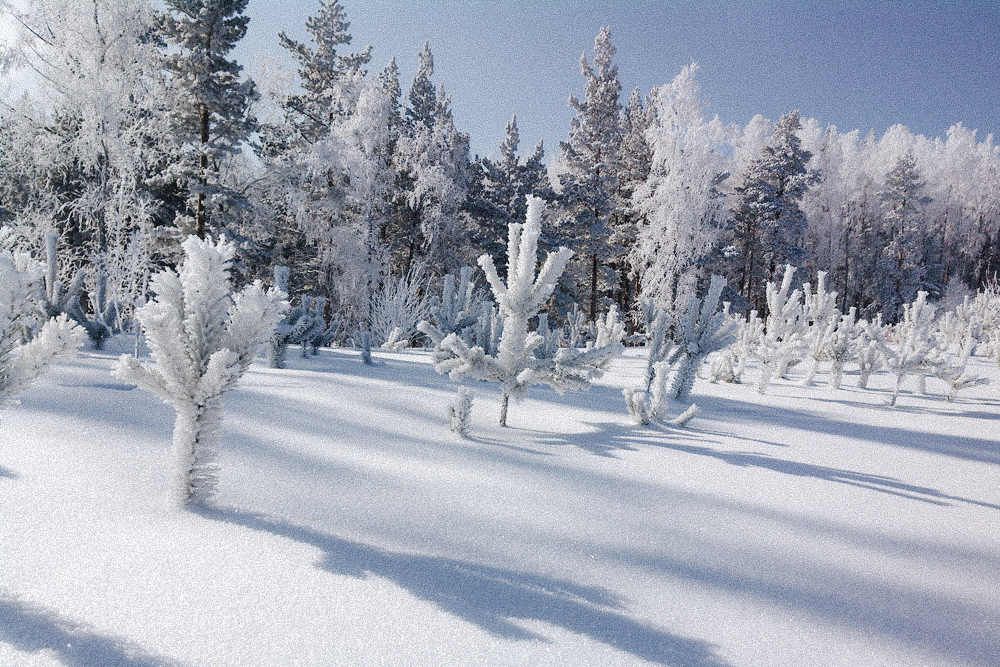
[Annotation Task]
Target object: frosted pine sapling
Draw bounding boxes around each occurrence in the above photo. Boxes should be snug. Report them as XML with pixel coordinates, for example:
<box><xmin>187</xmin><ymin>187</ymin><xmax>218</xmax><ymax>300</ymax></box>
<box><xmin>667</xmin><ymin>275</ymin><xmax>738</xmax><ymax>402</ymax></box>
<box><xmin>884</xmin><ymin>292</ymin><xmax>940</xmax><ymax>406</ymax></box>
<box><xmin>732</xmin><ymin>309</ymin><xmax>764</xmax><ymax>383</ymax></box>
<box><xmin>854</xmin><ymin>315</ymin><xmax>885</xmax><ymax>389</ymax></box>
<box><xmin>430</xmin><ymin>196</ymin><xmax>621</xmax><ymax>427</ymax></box>
<box><xmin>1</xmin><ymin>250</ymin><xmax>85</xmax><ymax>408</ymax></box>
<box><xmin>933</xmin><ymin>315</ymin><xmax>988</xmax><ymax>401</ymax></box>
<box><xmin>623</xmin><ymin>307</ymin><xmax>680</xmax><ymax>425</ymax></box>
<box><xmin>800</xmin><ymin>271</ymin><xmax>840</xmax><ymax>386</ymax></box>
<box><xmin>447</xmin><ymin>387</ymin><xmax>474</xmax><ymax>435</ymax></box>
<box><xmin>756</xmin><ymin>265</ymin><xmax>805</xmax><ymax>394</ymax></box>
<box><xmin>266</xmin><ymin>266</ymin><xmax>315</xmax><ymax>368</ymax></box>
<box><xmin>41</xmin><ymin>232</ymin><xmax>86</xmax><ymax>321</ymax></box>
<box><xmin>116</xmin><ymin>236</ymin><xmax>288</xmax><ymax>505</ymax></box>
<box><xmin>418</xmin><ymin>266</ymin><xmax>481</xmax><ymax>347</ymax></box>
<box><xmin>827</xmin><ymin>307</ymin><xmax>858</xmax><ymax>390</ymax></box>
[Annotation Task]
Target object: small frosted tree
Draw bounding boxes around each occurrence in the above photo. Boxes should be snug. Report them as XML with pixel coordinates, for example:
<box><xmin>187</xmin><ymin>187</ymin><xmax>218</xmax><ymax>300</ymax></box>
<box><xmin>827</xmin><ymin>307</ymin><xmax>858</xmax><ymax>390</ymax></box>
<box><xmin>116</xmin><ymin>236</ymin><xmax>287</xmax><ymax>504</ymax></box>
<box><xmin>756</xmin><ymin>264</ymin><xmax>806</xmax><ymax>393</ymax></box>
<box><xmin>1</xmin><ymin>250</ymin><xmax>85</xmax><ymax>408</ymax></box>
<box><xmin>800</xmin><ymin>271</ymin><xmax>840</xmax><ymax>386</ymax></box>
<box><xmin>854</xmin><ymin>315</ymin><xmax>886</xmax><ymax>389</ymax></box>
<box><xmin>423</xmin><ymin>196</ymin><xmax>622</xmax><ymax>427</ymax></box>
<box><xmin>883</xmin><ymin>291</ymin><xmax>940</xmax><ymax>406</ymax></box>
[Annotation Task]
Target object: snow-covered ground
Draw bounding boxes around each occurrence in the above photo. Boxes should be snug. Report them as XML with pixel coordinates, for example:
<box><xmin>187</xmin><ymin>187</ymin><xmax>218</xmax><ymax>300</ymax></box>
<box><xmin>2</xmin><ymin>342</ymin><xmax>998</xmax><ymax>667</ymax></box>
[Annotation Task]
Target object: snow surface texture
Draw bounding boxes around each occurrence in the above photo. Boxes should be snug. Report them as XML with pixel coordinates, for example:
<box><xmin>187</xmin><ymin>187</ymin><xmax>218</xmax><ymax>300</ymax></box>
<box><xmin>2</xmin><ymin>342</ymin><xmax>998</xmax><ymax>666</ymax></box>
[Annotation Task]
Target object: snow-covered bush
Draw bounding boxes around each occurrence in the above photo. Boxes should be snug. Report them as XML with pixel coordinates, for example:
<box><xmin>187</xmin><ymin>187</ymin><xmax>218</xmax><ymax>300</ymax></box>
<box><xmin>1</xmin><ymin>250</ymin><xmax>85</xmax><ymax>407</ymax></box>
<box><xmin>116</xmin><ymin>236</ymin><xmax>288</xmax><ymax>505</ymax></box>
<box><xmin>933</xmin><ymin>314</ymin><xmax>988</xmax><ymax>401</ymax></box>
<box><xmin>372</xmin><ymin>265</ymin><xmax>432</xmax><ymax>351</ymax></box>
<box><xmin>731</xmin><ymin>308</ymin><xmax>764</xmax><ymax>384</ymax></box>
<box><xmin>419</xmin><ymin>266</ymin><xmax>482</xmax><ymax>348</ymax></box>
<box><xmin>624</xmin><ymin>276</ymin><xmax>734</xmax><ymax>423</ymax></box>
<box><xmin>426</xmin><ymin>196</ymin><xmax>622</xmax><ymax>427</ymax></box>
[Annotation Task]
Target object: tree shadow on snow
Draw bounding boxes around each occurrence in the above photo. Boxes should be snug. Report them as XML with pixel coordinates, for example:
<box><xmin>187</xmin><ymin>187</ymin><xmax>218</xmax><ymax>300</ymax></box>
<box><xmin>191</xmin><ymin>505</ymin><xmax>733</xmax><ymax>667</ymax></box>
<box><xmin>0</xmin><ymin>594</ymin><xmax>186</xmax><ymax>667</ymax></box>
<box><xmin>644</xmin><ymin>439</ymin><xmax>1000</xmax><ymax>511</ymax></box>
<box><xmin>0</xmin><ymin>465</ymin><xmax>17</xmax><ymax>479</ymax></box>
<box><xmin>695</xmin><ymin>394</ymin><xmax>1000</xmax><ymax>465</ymax></box>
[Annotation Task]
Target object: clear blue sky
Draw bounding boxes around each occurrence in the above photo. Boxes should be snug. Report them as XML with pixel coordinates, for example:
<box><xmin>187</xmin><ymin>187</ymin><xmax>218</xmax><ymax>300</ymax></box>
<box><xmin>235</xmin><ymin>0</ymin><xmax>1000</xmax><ymax>161</ymax></box>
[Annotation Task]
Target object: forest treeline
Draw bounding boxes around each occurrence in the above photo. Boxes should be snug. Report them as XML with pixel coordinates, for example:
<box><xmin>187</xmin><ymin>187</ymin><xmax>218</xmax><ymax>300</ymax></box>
<box><xmin>2</xmin><ymin>0</ymin><xmax>998</xmax><ymax>348</ymax></box>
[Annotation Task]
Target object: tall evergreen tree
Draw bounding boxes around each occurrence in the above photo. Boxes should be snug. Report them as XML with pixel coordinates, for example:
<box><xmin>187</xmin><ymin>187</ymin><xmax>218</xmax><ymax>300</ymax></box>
<box><xmin>158</xmin><ymin>0</ymin><xmax>258</xmax><ymax>239</ymax></box>
<box><xmin>556</xmin><ymin>26</ymin><xmax>624</xmax><ymax>322</ymax></box>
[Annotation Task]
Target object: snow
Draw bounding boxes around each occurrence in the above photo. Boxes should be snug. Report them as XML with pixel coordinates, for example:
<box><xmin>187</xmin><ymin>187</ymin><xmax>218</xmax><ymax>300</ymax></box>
<box><xmin>1</xmin><ymin>340</ymin><xmax>998</xmax><ymax>666</ymax></box>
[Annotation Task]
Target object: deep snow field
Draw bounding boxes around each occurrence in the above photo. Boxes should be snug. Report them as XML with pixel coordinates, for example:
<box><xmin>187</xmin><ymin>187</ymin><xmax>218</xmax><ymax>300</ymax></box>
<box><xmin>1</xmin><ymin>340</ymin><xmax>998</xmax><ymax>667</ymax></box>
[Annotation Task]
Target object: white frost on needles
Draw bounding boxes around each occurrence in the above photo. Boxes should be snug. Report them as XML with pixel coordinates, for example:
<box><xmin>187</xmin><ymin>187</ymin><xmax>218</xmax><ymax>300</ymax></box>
<box><xmin>1</xmin><ymin>249</ymin><xmax>85</xmax><ymax>406</ymax></box>
<box><xmin>116</xmin><ymin>236</ymin><xmax>288</xmax><ymax>505</ymax></box>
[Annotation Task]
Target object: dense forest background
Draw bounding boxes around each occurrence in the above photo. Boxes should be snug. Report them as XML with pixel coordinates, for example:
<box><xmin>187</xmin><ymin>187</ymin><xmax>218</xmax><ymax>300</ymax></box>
<box><xmin>2</xmin><ymin>0</ymin><xmax>997</xmax><ymax>348</ymax></box>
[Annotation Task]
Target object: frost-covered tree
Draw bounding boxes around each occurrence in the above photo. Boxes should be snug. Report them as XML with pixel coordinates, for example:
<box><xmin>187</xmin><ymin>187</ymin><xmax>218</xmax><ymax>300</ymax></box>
<box><xmin>0</xmin><ymin>249</ymin><xmax>85</xmax><ymax>407</ymax></box>
<box><xmin>854</xmin><ymin>315</ymin><xmax>885</xmax><ymax>389</ymax></box>
<box><xmin>158</xmin><ymin>0</ymin><xmax>258</xmax><ymax>239</ymax></box>
<box><xmin>933</xmin><ymin>305</ymin><xmax>989</xmax><ymax>401</ymax></box>
<box><xmin>826</xmin><ymin>307</ymin><xmax>858</xmax><ymax>390</ymax></box>
<box><xmin>423</xmin><ymin>196</ymin><xmax>621</xmax><ymax>427</ymax></box>
<box><xmin>625</xmin><ymin>275</ymin><xmax>735</xmax><ymax>423</ymax></box>
<box><xmin>388</xmin><ymin>41</ymin><xmax>471</xmax><ymax>278</ymax></box>
<box><xmin>632</xmin><ymin>64</ymin><xmax>730</xmax><ymax>324</ymax></box>
<box><xmin>116</xmin><ymin>236</ymin><xmax>287</xmax><ymax>504</ymax></box>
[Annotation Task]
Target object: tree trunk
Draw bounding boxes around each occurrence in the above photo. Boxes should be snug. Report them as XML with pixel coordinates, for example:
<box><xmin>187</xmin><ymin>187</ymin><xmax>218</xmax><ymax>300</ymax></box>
<box><xmin>590</xmin><ymin>252</ymin><xmax>598</xmax><ymax>322</ymax></box>
<box><xmin>499</xmin><ymin>391</ymin><xmax>510</xmax><ymax>427</ymax></box>
<box><xmin>173</xmin><ymin>398</ymin><xmax>221</xmax><ymax>505</ymax></box>
<box><xmin>196</xmin><ymin>103</ymin><xmax>210</xmax><ymax>239</ymax></box>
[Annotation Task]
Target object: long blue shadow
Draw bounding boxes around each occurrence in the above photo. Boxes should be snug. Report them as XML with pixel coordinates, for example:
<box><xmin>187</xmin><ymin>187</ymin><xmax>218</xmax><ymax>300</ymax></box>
<box><xmin>645</xmin><ymin>439</ymin><xmax>1000</xmax><ymax>511</ymax></box>
<box><xmin>0</xmin><ymin>595</ymin><xmax>185</xmax><ymax>667</ymax></box>
<box><xmin>192</xmin><ymin>505</ymin><xmax>733</xmax><ymax>667</ymax></box>
<box><xmin>0</xmin><ymin>465</ymin><xmax>16</xmax><ymax>479</ymax></box>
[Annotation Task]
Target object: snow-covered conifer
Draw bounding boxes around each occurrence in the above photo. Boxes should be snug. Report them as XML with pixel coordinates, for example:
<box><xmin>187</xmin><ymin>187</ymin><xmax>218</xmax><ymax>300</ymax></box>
<box><xmin>418</xmin><ymin>266</ymin><xmax>481</xmax><ymax>347</ymax></box>
<box><xmin>732</xmin><ymin>309</ymin><xmax>764</xmax><ymax>383</ymax></box>
<box><xmin>430</xmin><ymin>196</ymin><xmax>621</xmax><ymax>427</ymax></box>
<box><xmin>1</xmin><ymin>249</ymin><xmax>85</xmax><ymax>406</ymax></box>
<box><xmin>115</xmin><ymin>236</ymin><xmax>287</xmax><ymax>504</ymax></box>
<box><xmin>933</xmin><ymin>313</ymin><xmax>988</xmax><ymax>401</ymax></box>
<box><xmin>667</xmin><ymin>275</ymin><xmax>738</xmax><ymax>402</ymax></box>
<box><xmin>266</xmin><ymin>266</ymin><xmax>315</xmax><ymax>368</ymax></box>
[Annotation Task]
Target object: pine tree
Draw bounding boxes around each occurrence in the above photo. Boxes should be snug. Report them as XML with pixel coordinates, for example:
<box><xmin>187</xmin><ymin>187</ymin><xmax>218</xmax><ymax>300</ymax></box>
<box><xmin>278</xmin><ymin>0</ymin><xmax>372</xmax><ymax>143</ymax></box>
<box><xmin>874</xmin><ymin>154</ymin><xmax>933</xmax><ymax>321</ymax></box>
<box><xmin>116</xmin><ymin>236</ymin><xmax>287</xmax><ymax>504</ymax></box>
<box><xmin>557</xmin><ymin>26</ymin><xmax>624</xmax><ymax>322</ymax></box>
<box><xmin>466</xmin><ymin>115</ymin><xmax>548</xmax><ymax>277</ymax></box>
<box><xmin>158</xmin><ymin>0</ymin><xmax>258</xmax><ymax>239</ymax></box>
<box><xmin>730</xmin><ymin>111</ymin><xmax>815</xmax><ymax>313</ymax></box>
<box><xmin>391</xmin><ymin>42</ymin><xmax>472</xmax><ymax>278</ymax></box>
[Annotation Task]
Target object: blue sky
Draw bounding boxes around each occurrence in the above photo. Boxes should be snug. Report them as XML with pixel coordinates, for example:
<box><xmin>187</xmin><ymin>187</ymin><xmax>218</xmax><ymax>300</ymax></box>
<box><xmin>235</xmin><ymin>0</ymin><xmax>1000</xmax><ymax>161</ymax></box>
